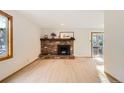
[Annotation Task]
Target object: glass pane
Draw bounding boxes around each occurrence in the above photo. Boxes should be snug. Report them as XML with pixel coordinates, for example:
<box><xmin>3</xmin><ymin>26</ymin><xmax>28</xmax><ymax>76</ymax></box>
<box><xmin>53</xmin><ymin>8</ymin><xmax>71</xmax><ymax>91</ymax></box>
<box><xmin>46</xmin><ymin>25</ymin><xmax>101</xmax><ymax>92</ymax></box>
<box><xmin>0</xmin><ymin>16</ymin><xmax>8</xmax><ymax>57</ymax></box>
<box><xmin>92</xmin><ymin>33</ymin><xmax>104</xmax><ymax>58</ymax></box>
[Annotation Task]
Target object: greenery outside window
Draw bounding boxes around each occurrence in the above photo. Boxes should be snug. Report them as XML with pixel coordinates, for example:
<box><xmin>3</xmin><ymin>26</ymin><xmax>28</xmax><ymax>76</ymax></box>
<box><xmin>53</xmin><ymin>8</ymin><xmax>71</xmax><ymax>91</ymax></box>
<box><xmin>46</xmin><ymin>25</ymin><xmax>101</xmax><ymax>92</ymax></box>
<box><xmin>0</xmin><ymin>11</ymin><xmax>13</xmax><ymax>61</ymax></box>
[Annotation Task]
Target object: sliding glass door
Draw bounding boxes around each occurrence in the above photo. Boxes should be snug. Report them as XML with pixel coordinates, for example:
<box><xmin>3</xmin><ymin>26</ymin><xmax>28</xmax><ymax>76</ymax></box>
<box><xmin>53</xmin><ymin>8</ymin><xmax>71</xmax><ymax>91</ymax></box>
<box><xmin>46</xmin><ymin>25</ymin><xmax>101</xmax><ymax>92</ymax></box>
<box><xmin>91</xmin><ymin>32</ymin><xmax>104</xmax><ymax>58</ymax></box>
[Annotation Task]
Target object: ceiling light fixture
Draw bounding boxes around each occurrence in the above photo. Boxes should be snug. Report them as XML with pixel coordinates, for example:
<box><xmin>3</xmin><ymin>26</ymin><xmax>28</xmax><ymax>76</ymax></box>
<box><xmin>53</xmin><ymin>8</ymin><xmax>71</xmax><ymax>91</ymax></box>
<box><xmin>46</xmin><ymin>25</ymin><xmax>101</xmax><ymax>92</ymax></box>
<box><xmin>60</xmin><ymin>24</ymin><xmax>64</xmax><ymax>26</ymax></box>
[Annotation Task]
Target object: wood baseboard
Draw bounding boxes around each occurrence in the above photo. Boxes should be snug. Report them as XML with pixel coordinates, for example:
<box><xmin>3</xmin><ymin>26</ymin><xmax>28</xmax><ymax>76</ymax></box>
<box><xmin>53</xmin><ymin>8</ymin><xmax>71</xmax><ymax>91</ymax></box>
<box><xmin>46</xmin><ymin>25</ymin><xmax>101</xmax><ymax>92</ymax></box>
<box><xmin>0</xmin><ymin>58</ymin><xmax>39</xmax><ymax>83</ymax></box>
<box><xmin>105</xmin><ymin>72</ymin><xmax>121</xmax><ymax>83</ymax></box>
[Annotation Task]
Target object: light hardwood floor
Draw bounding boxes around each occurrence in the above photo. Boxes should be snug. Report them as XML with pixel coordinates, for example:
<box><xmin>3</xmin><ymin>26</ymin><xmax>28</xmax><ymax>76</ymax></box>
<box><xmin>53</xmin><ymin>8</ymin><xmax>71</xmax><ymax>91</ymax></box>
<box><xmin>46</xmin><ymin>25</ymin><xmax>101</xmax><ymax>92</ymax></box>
<box><xmin>2</xmin><ymin>58</ymin><xmax>120</xmax><ymax>83</ymax></box>
<box><xmin>1</xmin><ymin>58</ymin><xmax>117</xmax><ymax>83</ymax></box>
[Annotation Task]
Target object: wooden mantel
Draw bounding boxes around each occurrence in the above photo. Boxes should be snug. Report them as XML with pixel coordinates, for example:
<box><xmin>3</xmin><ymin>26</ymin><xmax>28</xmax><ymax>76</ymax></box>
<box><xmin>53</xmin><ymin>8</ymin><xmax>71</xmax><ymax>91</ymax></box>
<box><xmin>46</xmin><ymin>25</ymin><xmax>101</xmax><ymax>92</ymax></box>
<box><xmin>40</xmin><ymin>38</ymin><xmax>75</xmax><ymax>41</ymax></box>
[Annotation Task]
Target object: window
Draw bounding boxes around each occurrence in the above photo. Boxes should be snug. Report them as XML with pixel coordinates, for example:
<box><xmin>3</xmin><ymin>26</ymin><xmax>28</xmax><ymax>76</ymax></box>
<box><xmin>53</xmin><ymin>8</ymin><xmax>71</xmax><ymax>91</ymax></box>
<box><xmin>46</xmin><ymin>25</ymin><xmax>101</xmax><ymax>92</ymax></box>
<box><xmin>0</xmin><ymin>11</ymin><xmax>13</xmax><ymax>61</ymax></box>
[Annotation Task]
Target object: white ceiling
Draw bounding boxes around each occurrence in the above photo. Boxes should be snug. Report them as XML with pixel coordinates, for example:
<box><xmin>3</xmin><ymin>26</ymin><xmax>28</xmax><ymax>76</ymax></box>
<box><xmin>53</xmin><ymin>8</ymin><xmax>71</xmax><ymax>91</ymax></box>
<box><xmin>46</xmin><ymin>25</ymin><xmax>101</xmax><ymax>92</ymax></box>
<box><xmin>17</xmin><ymin>10</ymin><xmax>104</xmax><ymax>29</ymax></box>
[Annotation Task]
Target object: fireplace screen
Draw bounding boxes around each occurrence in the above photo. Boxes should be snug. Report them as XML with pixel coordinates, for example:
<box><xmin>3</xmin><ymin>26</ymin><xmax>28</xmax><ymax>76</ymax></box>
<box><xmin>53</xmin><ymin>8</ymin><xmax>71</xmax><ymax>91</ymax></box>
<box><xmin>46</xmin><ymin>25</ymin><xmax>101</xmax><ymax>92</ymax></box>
<box><xmin>57</xmin><ymin>45</ymin><xmax>70</xmax><ymax>55</ymax></box>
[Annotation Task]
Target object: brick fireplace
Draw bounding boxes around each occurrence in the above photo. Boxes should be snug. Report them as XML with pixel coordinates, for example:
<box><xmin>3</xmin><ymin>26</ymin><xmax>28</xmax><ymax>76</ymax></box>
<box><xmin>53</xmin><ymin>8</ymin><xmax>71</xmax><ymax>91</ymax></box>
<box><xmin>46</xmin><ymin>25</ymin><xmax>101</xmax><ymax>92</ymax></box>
<box><xmin>39</xmin><ymin>38</ymin><xmax>75</xmax><ymax>59</ymax></box>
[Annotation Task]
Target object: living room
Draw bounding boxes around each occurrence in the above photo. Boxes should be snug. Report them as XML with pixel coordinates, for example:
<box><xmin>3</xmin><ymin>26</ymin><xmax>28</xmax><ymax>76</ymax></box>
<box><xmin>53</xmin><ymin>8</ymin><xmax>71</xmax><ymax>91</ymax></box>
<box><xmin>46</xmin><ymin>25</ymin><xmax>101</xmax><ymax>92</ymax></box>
<box><xmin>1</xmin><ymin>1</ymin><xmax>124</xmax><ymax>93</ymax></box>
<box><xmin>0</xmin><ymin>10</ymin><xmax>124</xmax><ymax>83</ymax></box>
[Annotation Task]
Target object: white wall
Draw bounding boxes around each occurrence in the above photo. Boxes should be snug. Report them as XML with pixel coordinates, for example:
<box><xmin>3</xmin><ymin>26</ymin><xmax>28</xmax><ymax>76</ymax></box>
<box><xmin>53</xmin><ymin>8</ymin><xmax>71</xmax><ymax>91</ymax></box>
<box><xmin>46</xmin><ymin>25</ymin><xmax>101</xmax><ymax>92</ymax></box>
<box><xmin>41</xmin><ymin>28</ymin><xmax>104</xmax><ymax>57</ymax></box>
<box><xmin>105</xmin><ymin>11</ymin><xmax>124</xmax><ymax>82</ymax></box>
<box><xmin>0</xmin><ymin>11</ymin><xmax>41</xmax><ymax>81</ymax></box>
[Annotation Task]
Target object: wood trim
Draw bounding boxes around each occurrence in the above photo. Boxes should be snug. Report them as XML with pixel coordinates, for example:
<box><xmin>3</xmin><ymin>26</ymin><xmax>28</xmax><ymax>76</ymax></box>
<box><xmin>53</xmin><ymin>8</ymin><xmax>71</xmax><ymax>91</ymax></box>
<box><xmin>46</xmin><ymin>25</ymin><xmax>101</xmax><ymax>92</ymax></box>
<box><xmin>9</xmin><ymin>15</ymin><xmax>13</xmax><ymax>58</ymax></box>
<box><xmin>0</xmin><ymin>10</ymin><xmax>11</xmax><ymax>18</ymax></box>
<box><xmin>105</xmin><ymin>72</ymin><xmax>121</xmax><ymax>83</ymax></box>
<box><xmin>91</xmin><ymin>32</ymin><xmax>104</xmax><ymax>58</ymax></box>
<box><xmin>40</xmin><ymin>38</ymin><xmax>75</xmax><ymax>41</ymax></box>
<box><xmin>0</xmin><ymin>58</ymin><xmax>39</xmax><ymax>82</ymax></box>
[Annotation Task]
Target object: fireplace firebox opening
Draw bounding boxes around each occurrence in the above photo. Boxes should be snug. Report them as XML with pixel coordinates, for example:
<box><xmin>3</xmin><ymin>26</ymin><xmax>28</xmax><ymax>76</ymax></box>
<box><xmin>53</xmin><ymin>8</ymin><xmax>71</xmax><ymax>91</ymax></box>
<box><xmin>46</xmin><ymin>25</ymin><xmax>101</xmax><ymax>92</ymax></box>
<box><xmin>58</xmin><ymin>45</ymin><xmax>70</xmax><ymax>55</ymax></box>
